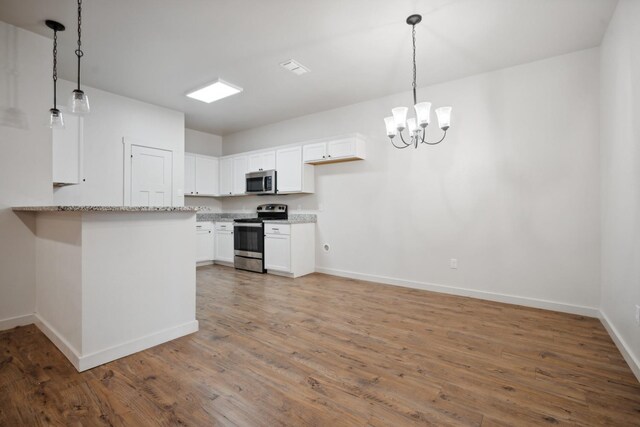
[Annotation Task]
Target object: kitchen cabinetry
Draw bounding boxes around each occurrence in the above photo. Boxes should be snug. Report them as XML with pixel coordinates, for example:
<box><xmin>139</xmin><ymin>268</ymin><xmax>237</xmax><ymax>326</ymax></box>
<box><xmin>52</xmin><ymin>111</ymin><xmax>82</xmax><ymax>186</ymax></box>
<box><xmin>214</xmin><ymin>222</ymin><xmax>234</xmax><ymax>263</ymax></box>
<box><xmin>248</xmin><ymin>151</ymin><xmax>276</xmax><ymax>172</ymax></box>
<box><xmin>185</xmin><ymin>153</ymin><xmax>219</xmax><ymax>196</ymax></box>
<box><xmin>219</xmin><ymin>157</ymin><xmax>233</xmax><ymax>196</ymax></box>
<box><xmin>232</xmin><ymin>156</ymin><xmax>248</xmax><ymax>195</ymax></box>
<box><xmin>303</xmin><ymin>133</ymin><xmax>366</xmax><ymax>164</ymax></box>
<box><xmin>264</xmin><ymin>222</ymin><xmax>315</xmax><ymax>278</ymax></box>
<box><xmin>196</xmin><ymin>222</ymin><xmax>214</xmax><ymax>263</ymax></box>
<box><xmin>276</xmin><ymin>146</ymin><xmax>314</xmax><ymax>193</ymax></box>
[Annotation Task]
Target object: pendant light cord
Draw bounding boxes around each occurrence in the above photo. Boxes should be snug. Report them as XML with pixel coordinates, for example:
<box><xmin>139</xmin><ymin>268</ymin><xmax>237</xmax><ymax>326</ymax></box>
<box><xmin>52</xmin><ymin>29</ymin><xmax>58</xmax><ymax>108</ymax></box>
<box><xmin>75</xmin><ymin>0</ymin><xmax>83</xmax><ymax>91</ymax></box>
<box><xmin>411</xmin><ymin>24</ymin><xmax>417</xmax><ymax>106</ymax></box>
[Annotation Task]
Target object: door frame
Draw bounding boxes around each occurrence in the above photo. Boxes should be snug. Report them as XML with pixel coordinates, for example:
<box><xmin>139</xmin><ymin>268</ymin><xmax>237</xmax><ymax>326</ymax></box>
<box><xmin>123</xmin><ymin>137</ymin><xmax>174</xmax><ymax>206</ymax></box>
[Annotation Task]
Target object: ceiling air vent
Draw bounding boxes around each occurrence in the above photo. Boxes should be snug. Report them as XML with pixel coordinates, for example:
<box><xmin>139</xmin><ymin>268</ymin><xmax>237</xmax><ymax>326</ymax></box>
<box><xmin>280</xmin><ymin>59</ymin><xmax>310</xmax><ymax>75</ymax></box>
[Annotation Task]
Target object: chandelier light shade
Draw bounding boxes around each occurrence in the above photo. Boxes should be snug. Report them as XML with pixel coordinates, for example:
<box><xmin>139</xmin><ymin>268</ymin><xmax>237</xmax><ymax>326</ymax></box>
<box><xmin>46</xmin><ymin>19</ymin><xmax>65</xmax><ymax>129</ymax></box>
<box><xmin>70</xmin><ymin>0</ymin><xmax>90</xmax><ymax>114</ymax></box>
<box><xmin>384</xmin><ymin>14</ymin><xmax>452</xmax><ymax>149</ymax></box>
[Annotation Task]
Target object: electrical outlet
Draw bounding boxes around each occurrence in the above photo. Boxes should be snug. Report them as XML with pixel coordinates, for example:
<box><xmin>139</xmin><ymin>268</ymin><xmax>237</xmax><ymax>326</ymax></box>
<box><xmin>450</xmin><ymin>258</ymin><xmax>458</xmax><ymax>269</ymax></box>
<box><xmin>635</xmin><ymin>305</ymin><xmax>640</xmax><ymax>326</ymax></box>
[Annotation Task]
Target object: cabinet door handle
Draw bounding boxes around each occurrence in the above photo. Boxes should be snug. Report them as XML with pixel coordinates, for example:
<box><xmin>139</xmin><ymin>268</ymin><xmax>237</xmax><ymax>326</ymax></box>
<box><xmin>208</xmin><ymin>231</ymin><xmax>211</xmax><ymax>233</ymax></box>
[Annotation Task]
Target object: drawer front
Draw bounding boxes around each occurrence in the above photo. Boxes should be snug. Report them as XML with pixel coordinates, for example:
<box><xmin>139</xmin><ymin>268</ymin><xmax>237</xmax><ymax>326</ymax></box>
<box><xmin>264</xmin><ymin>223</ymin><xmax>290</xmax><ymax>235</ymax></box>
<box><xmin>215</xmin><ymin>222</ymin><xmax>234</xmax><ymax>231</ymax></box>
<box><xmin>196</xmin><ymin>222</ymin><xmax>213</xmax><ymax>231</ymax></box>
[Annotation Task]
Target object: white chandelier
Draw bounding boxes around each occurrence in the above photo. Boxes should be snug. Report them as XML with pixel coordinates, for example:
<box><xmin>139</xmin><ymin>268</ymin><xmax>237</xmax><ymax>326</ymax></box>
<box><xmin>384</xmin><ymin>14</ymin><xmax>452</xmax><ymax>149</ymax></box>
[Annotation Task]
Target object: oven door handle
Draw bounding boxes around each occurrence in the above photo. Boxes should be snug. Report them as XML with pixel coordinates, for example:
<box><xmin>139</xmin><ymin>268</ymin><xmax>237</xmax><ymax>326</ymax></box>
<box><xmin>234</xmin><ymin>223</ymin><xmax>263</xmax><ymax>228</ymax></box>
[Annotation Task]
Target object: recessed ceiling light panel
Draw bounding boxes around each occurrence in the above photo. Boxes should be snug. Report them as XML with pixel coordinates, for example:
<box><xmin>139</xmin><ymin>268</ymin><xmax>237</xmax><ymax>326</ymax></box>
<box><xmin>280</xmin><ymin>59</ymin><xmax>310</xmax><ymax>75</ymax></box>
<box><xmin>186</xmin><ymin>79</ymin><xmax>243</xmax><ymax>103</ymax></box>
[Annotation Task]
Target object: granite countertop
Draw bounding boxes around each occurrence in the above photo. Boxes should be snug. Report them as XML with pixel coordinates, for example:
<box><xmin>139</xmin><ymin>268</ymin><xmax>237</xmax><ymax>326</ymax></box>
<box><xmin>196</xmin><ymin>212</ymin><xmax>316</xmax><ymax>224</ymax></box>
<box><xmin>263</xmin><ymin>215</ymin><xmax>317</xmax><ymax>224</ymax></box>
<box><xmin>13</xmin><ymin>206</ymin><xmax>199</xmax><ymax>212</ymax></box>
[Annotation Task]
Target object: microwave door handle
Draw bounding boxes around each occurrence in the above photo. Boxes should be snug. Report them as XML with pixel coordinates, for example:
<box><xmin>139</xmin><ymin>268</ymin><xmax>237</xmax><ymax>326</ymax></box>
<box><xmin>264</xmin><ymin>176</ymin><xmax>269</xmax><ymax>191</ymax></box>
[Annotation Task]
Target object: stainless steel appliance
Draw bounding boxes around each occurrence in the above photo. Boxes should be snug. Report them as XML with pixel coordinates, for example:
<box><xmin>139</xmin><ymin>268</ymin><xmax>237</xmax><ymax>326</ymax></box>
<box><xmin>234</xmin><ymin>204</ymin><xmax>288</xmax><ymax>273</ymax></box>
<box><xmin>245</xmin><ymin>170</ymin><xmax>277</xmax><ymax>195</ymax></box>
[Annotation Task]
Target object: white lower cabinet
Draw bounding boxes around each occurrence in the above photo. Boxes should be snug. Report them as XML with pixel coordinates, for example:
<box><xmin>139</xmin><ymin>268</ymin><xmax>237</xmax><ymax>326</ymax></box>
<box><xmin>196</xmin><ymin>222</ymin><xmax>214</xmax><ymax>263</ymax></box>
<box><xmin>265</xmin><ymin>234</ymin><xmax>291</xmax><ymax>272</ymax></box>
<box><xmin>214</xmin><ymin>222</ymin><xmax>234</xmax><ymax>263</ymax></box>
<box><xmin>264</xmin><ymin>222</ymin><xmax>315</xmax><ymax>278</ymax></box>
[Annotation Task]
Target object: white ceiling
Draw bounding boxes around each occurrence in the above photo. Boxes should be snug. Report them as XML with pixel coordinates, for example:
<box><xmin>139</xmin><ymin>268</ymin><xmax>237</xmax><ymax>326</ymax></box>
<box><xmin>0</xmin><ymin>0</ymin><xmax>618</xmax><ymax>136</ymax></box>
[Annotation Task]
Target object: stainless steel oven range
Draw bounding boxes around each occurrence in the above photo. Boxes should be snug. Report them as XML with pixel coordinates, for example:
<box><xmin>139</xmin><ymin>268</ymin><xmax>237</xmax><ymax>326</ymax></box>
<box><xmin>233</xmin><ymin>204</ymin><xmax>288</xmax><ymax>273</ymax></box>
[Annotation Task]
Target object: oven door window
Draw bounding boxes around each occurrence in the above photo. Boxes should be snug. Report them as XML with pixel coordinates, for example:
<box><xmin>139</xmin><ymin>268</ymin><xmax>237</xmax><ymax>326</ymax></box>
<box><xmin>246</xmin><ymin>177</ymin><xmax>264</xmax><ymax>193</ymax></box>
<box><xmin>234</xmin><ymin>225</ymin><xmax>264</xmax><ymax>255</ymax></box>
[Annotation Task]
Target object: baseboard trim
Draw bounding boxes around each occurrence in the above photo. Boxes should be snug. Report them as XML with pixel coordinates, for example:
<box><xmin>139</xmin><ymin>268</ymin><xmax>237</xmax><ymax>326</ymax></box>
<box><xmin>77</xmin><ymin>320</ymin><xmax>199</xmax><ymax>372</ymax></box>
<box><xmin>0</xmin><ymin>313</ymin><xmax>36</xmax><ymax>331</ymax></box>
<box><xmin>34</xmin><ymin>314</ymin><xmax>82</xmax><ymax>369</ymax></box>
<box><xmin>599</xmin><ymin>311</ymin><xmax>640</xmax><ymax>382</ymax></box>
<box><xmin>34</xmin><ymin>314</ymin><xmax>198</xmax><ymax>372</ymax></box>
<box><xmin>315</xmin><ymin>267</ymin><xmax>600</xmax><ymax>318</ymax></box>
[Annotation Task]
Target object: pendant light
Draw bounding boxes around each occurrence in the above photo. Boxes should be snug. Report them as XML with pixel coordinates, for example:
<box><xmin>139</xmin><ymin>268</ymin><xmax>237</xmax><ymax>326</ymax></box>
<box><xmin>46</xmin><ymin>20</ymin><xmax>65</xmax><ymax>129</ymax></box>
<box><xmin>383</xmin><ymin>14</ymin><xmax>452</xmax><ymax>149</ymax></box>
<box><xmin>69</xmin><ymin>0</ymin><xmax>90</xmax><ymax>114</ymax></box>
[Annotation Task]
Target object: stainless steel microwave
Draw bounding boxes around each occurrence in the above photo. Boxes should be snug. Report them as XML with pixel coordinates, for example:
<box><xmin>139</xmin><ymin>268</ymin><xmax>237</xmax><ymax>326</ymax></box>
<box><xmin>245</xmin><ymin>170</ymin><xmax>277</xmax><ymax>195</ymax></box>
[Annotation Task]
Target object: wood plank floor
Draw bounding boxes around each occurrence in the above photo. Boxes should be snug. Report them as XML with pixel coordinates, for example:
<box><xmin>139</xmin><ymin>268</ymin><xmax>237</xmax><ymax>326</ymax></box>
<box><xmin>1</xmin><ymin>265</ymin><xmax>639</xmax><ymax>426</ymax></box>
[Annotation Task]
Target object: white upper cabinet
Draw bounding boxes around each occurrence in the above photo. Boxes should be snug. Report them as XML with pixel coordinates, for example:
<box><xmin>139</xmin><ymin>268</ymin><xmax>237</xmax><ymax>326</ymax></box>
<box><xmin>195</xmin><ymin>156</ymin><xmax>219</xmax><ymax>196</ymax></box>
<box><xmin>276</xmin><ymin>146</ymin><xmax>314</xmax><ymax>194</ymax></box>
<box><xmin>232</xmin><ymin>155</ymin><xmax>248</xmax><ymax>195</ymax></box>
<box><xmin>248</xmin><ymin>151</ymin><xmax>276</xmax><ymax>172</ymax></box>
<box><xmin>184</xmin><ymin>154</ymin><xmax>196</xmax><ymax>195</ymax></box>
<box><xmin>303</xmin><ymin>133</ymin><xmax>366</xmax><ymax>164</ymax></box>
<box><xmin>328</xmin><ymin>136</ymin><xmax>361</xmax><ymax>159</ymax></box>
<box><xmin>219</xmin><ymin>157</ymin><xmax>233</xmax><ymax>196</ymax></box>
<box><xmin>184</xmin><ymin>153</ymin><xmax>219</xmax><ymax>196</ymax></box>
<box><xmin>52</xmin><ymin>112</ymin><xmax>83</xmax><ymax>186</ymax></box>
<box><xmin>302</xmin><ymin>142</ymin><xmax>327</xmax><ymax>163</ymax></box>
<box><xmin>185</xmin><ymin>133</ymin><xmax>364</xmax><ymax>198</ymax></box>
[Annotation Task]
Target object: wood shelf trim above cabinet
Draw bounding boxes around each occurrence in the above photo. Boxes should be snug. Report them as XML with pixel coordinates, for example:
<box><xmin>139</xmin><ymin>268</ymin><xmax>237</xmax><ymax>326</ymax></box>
<box><xmin>304</xmin><ymin>156</ymin><xmax>364</xmax><ymax>165</ymax></box>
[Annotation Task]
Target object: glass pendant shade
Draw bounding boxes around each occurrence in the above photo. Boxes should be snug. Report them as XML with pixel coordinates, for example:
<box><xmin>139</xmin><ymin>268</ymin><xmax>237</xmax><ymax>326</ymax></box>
<box><xmin>407</xmin><ymin>118</ymin><xmax>418</xmax><ymax>135</ymax></box>
<box><xmin>384</xmin><ymin>116</ymin><xmax>397</xmax><ymax>137</ymax></box>
<box><xmin>436</xmin><ymin>106</ymin><xmax>452</xmax><ymax>130</ymax></box>
<box><xmin>48</xmin><ymin>108</ymin><xmax>64</xmax><ymax>129</ymax></box>
<box><xmin>414</xmin><ymin>102</ymin><xmax>431</xmax><ymax>127</ymax></box>
<box><xmin>391</xmin><ymin>107</ymin><xmax>408</xmax><ymax>130</ymax></box>
<box><xmin>70</xmin><ymin>89</ymin><xmax>90</xmax><ymax>114</ymax></box>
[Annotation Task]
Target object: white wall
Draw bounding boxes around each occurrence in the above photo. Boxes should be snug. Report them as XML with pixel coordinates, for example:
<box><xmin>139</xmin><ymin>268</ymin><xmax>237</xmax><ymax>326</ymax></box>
<box><xmin>184</xmin><ymin>128</ymin><xmax>223</xmax><ymax>210</ymax></box>
<box><xmin>185</xmin><ymin>128</ymin><xmax>222</xmax><ymax>156</ymax></box>
<box><xmin>53</xmin><ymin>80</ymin><xmax>185</xmax><ymax>207</ymax></box>
<box><xmin>0</xmin><ymin>20</ymin><xmax>188</xmax><ymax>328</ymax></box>
<box><xmin>0</xmin><ymin>21</ymin><xmax>52</xmax><ymax>328</ymax></box>
<box><xmin>600</xmin><ymin>0</ymin><xmax>640</xmax><ymax>377</ymax></box>
<box><xmin>222</xmin><ymin>48</ymin><xmax>601</xmax><ymax>314</ymax></box>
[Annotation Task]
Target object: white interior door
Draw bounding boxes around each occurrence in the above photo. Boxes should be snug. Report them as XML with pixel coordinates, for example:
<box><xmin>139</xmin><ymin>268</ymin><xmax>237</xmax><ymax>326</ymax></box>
<box><xmin>131</xmin><ymin>145</ymin><xmax>173</xmax><ymax>206</ymax></box>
